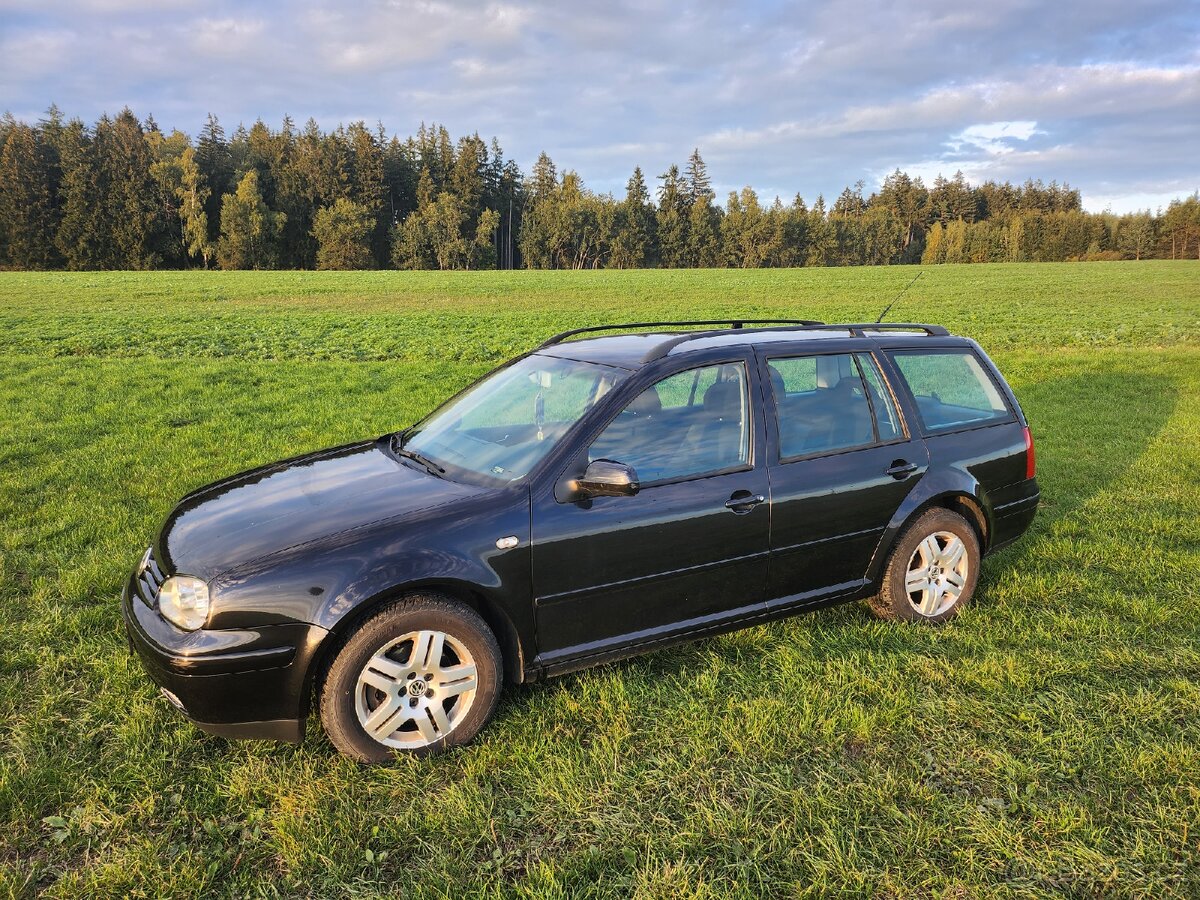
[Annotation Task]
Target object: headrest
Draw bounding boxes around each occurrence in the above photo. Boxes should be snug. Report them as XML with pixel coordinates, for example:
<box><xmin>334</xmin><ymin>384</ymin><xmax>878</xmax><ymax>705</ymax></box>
<box><xmin>626</xmin><ymin>386</ymin><xmax>662</xmax><ymax>417</ymax></box>
<box><xmin>703</xmin><ymin>380</ymin><xmax>742</xmax><ymax>419</ymax></box>
<box><xmin>768</xmin><ymin>365</ymin><xmax>786</xmax><ymax>397</ymax></box>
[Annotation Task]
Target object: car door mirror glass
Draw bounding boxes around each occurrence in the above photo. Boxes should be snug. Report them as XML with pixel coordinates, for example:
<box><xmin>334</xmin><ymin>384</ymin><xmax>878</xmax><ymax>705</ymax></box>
<box><xmin>577</xmin><ymin>458</ymin><xmax>640</xmax><ymax>497</ymax></box>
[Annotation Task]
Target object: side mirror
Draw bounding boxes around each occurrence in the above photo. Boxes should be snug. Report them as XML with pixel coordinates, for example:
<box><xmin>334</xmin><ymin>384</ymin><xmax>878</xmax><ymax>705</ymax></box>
<box><xmin>576</xmin><ymin>458</ymin><xmax>639</xmax><ymax>498</ymax></box>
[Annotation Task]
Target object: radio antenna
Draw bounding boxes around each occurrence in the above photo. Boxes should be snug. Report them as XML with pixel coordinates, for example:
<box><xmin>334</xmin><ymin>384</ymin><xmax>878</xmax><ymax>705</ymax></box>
<box><xmin>876</xmin><ymin>270</ymin><xmax>923</xmax><ymax>323</ymax></box>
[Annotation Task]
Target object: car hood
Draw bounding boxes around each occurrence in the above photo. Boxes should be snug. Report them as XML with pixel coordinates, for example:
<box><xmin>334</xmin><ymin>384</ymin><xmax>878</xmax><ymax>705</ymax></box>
<box><xmin>156</xmin><ymin>438</ymin><xmax>484</xmax><ymax>580</ymax></box>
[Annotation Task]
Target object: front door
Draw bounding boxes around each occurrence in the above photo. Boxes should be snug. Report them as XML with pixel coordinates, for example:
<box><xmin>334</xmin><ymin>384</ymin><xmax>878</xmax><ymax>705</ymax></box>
<box><xmin>531</xmin><ymin>357</ymin><xmax>770</xmax><ymax>661</ymax></box>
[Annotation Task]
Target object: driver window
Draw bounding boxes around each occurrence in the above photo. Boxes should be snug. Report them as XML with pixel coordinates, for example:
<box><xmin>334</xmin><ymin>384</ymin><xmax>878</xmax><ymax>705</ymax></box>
<box><xmin>589</xmin><ymin>362</ymin><xmax>750</xmax><ymax>484</ymax></box>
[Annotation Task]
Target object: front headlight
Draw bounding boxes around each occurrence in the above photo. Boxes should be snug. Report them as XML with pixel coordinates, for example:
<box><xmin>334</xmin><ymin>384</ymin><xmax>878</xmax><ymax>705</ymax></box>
<box><xmin>157</xmin><ymin>576</ymin><xmax>210</xmax><ymax>631</ymax></box>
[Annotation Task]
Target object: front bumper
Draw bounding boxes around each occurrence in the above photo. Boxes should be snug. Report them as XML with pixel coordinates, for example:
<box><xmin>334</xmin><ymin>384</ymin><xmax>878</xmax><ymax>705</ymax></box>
<box><xmin>121</xmin><ymin>575</ymin><xmax>329</xmax><ymax>743</ymax></box>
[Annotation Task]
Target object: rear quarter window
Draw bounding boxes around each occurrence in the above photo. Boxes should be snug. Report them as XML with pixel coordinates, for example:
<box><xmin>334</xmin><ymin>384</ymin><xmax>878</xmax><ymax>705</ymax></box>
<box><xmin>889</xmin><ymin>349</ymin><xmax>1011</xmax><ymax>432</ymax></box>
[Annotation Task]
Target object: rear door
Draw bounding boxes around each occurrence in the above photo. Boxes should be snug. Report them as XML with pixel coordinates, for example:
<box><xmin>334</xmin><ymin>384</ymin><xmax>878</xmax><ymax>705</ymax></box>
<box><xmin>530</xmin><ymin>354</ymin><xmax>770</xmax><ymax>662</ymax></box>
<box><xmin>758</xmin><ymin>347</ymin><xmax>928</xmax><ymax>608</ymax></box>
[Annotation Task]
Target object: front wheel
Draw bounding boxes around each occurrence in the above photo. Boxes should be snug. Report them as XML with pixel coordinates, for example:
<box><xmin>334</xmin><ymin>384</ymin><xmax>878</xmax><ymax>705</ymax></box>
<box><xmin>319</xmin><ymin>593</ymin><xmax>502</xmax><ymax>763</ymax></box>
<box><xmin>867</xmin><ymin>508</ymin><xmax>981</xmax><ymax>624</ymax></box>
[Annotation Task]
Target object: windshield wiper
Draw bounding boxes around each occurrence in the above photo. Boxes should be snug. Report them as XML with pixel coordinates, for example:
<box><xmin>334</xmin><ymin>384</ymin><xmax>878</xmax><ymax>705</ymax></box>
<box><xmin>393</xmin><ymin>441</ymin><xmax>445</xmax><ymax>478</ymax></box>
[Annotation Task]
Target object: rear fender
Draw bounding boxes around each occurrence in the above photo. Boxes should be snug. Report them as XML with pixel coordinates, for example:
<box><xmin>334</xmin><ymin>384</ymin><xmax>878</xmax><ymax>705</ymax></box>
<box><xmin>865</xmin><ymin>468</ymin><xmax>993</xmax><ymax>584</ymax></box>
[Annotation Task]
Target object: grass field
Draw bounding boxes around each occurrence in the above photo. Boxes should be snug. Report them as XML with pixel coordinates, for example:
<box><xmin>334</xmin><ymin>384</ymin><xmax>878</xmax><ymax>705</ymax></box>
<box><xmin>1</xmin><ymin>261</ymin><xmax>1198</xmax><ymax>898</ymax></box>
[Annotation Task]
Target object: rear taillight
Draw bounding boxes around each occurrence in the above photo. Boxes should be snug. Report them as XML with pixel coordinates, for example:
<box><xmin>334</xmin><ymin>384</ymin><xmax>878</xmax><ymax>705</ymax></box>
<box><xmin>1023</xmin><ymin>426</ymin><xmax>1036</xmax><ymax>480</ymax></box>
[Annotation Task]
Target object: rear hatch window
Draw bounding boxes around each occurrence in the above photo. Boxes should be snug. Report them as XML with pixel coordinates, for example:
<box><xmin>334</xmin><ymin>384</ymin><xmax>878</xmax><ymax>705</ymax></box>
<box><xmin>889</xmin><ymin>349</ymin><xmax>1010</xmax><ymax>432</ymax></box>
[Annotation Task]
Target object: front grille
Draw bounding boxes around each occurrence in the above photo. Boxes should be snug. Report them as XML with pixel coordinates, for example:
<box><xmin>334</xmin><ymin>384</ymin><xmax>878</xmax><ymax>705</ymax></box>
<box><xmin>135</xmin><ymin>547</ymin><xmax>167</xmax><ymax>607</ymax></box>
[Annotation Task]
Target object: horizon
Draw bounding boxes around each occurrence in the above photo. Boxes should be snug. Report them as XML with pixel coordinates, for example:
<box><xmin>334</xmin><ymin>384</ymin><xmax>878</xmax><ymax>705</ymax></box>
<box><xmin>4</xmin><ymin>102</ymin><xmax>1197</xmax><ymax>217</ymax></box>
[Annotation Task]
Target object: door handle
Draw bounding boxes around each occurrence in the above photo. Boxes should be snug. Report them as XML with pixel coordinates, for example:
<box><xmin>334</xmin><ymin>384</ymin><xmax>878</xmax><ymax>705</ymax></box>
<box><xmin>885</xmin><ymin>460</ymin><xmax>919</xmax><ymax>479</ymax></box>
<box><xmin>725</xmin><ymin>493</ymin><xmax>766</xmax><ymax>511</ymax></box>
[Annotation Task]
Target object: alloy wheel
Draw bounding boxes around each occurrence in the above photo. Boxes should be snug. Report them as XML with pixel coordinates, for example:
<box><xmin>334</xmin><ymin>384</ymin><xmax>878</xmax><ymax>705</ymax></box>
<box><xmin>904</xmin><ymin>531</ymin><xmax>969</xmax><ymax>617</ymax></box>
<box><xmin>354</xmin><ymin>630</ymin><xmax>478</xmax><ymax>749</ymax></box>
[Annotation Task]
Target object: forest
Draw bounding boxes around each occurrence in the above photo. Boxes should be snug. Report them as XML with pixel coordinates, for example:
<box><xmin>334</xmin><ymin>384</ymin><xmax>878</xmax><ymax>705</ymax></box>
<box><xmin>1</xmin><ymin>106</ymin><xmax>1197</xmax><ymax>271</ymax></box>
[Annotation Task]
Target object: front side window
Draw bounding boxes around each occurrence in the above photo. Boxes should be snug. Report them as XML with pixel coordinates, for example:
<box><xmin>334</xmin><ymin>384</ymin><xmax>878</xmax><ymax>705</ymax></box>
<box><xmin>889</xmin><ymin>349</ymin><xmax>1010</xmax><ymax>432</ymax></box>
<box><xmin>767</xmin><ymin>353</ymin><xmax>876</xmax><ymax>457</ymax></box>
<box><xmin>589</xmin><ymin>362</ymin><xmax>750</xmax><ymax>484</ymax></box>
<box><xmin>402</xmin><ymin>354</ymin><xmax>626</xmax><ymax>483</ymax></box>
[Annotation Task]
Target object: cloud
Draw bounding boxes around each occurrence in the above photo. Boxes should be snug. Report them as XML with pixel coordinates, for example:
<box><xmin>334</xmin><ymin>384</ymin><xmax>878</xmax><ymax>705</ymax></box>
<box><xmin>950</xmin><ymin>121</ymin><xmax>1042</xmax><ymax>156</ymax></box>
<box><xmin>0</xmin><ymin>28</ymin><xmax>78</xmax><ymax>77</ymax></box>
<box><xmin>0</xmin><ymin>0</ymin><xmax>1196</xmax><ymax>213</ymax></box>
<box><xmin>190</xmin><ymin>17</ymin><xmax>265</xmax><ymax>57</ymax></box>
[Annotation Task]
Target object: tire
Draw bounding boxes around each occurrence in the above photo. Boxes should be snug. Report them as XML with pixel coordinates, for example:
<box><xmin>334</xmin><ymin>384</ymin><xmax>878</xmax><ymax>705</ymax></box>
<box><xmin>319</xmin><ymin>592</ymin><xmax>502</xmax><ymax>763</ymax></box>
<box><xmin>866</xmin><ymin>508</ymin><xmax>981</xmax><ymax>624</ymax></box>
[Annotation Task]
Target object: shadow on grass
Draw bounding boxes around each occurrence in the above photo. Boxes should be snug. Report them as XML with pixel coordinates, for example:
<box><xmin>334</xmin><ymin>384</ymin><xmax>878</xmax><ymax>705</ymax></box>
<box><xmin>974</xmin><ymin>366</ymin><xmax>1178</xmax><ymax>584</ymax></box>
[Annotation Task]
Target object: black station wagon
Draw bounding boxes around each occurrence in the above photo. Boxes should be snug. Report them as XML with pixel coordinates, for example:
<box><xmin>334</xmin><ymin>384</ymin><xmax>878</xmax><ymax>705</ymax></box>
<box><xmin>123</xmin><ymin>320</ymin><xmax>1039</xmax><ymax>762</ymax></box>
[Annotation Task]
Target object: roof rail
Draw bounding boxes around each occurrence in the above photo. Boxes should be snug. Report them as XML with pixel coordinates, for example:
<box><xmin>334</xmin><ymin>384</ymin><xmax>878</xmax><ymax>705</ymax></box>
<box><xmin>635</xmin><ymin>322</ymin><xmax>950</xmax><ymax>362</ymax></box>
<box><xmin>537</xmin><ymin>319</ymin><xmax>825</xmax><ymax>349</ymax></box>
<box><xmin>817</xmin><ymin>323</ymin><xmax>950</xmax><ymax>337</ymax></box>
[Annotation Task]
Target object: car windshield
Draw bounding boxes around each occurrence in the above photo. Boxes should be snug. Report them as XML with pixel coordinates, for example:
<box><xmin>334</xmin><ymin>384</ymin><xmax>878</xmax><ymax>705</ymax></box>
<box><xmin>398</xmin><ymin>354</ymin><xmax>627</xmax><ymax>485</ymax></box>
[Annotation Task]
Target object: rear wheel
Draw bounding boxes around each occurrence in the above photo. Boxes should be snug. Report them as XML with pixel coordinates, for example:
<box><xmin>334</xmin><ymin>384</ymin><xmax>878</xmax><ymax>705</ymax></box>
<box><xmin>867</xmin><ymin>508</ymin><xmax>980</xmax><ymax>624</ymax></box>
<box><xmin>319</xmin><ymin>593</ymin><xmax>502</xmax><ymax>763</ymax></box>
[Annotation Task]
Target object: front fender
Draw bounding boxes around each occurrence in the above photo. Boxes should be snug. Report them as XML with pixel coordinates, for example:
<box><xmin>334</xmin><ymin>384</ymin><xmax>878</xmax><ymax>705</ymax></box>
<box><xmin>207</xmin><ymin>486</ymin><xmax>534</xmax><ymax>654</ymax></box>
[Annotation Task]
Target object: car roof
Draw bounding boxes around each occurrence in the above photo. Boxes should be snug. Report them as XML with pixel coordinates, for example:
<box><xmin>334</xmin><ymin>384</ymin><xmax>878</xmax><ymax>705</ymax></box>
<box><xmin>534</xmin><ymin>322</ymin><xmax>963</xmax><ymax>370</ymax></box>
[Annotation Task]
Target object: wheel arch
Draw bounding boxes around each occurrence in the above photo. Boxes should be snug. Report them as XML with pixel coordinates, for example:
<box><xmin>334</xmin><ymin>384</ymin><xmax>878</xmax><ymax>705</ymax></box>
<box><xmin>866</xmin><ymin>483</ymin><xmax>993</xmax><ymax>586</ymax></box>
<box><xmin>302</xmin><ymin>579</ymin><xmax>527</xmax><ymax>720</ymax></box>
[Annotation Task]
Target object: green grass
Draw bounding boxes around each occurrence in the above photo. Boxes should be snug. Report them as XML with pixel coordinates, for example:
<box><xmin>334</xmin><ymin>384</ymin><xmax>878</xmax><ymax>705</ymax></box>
<box><xmin>1</xmin><ymin>262</ymin><xmax>1198</xmax><ymax>898</ymax></box>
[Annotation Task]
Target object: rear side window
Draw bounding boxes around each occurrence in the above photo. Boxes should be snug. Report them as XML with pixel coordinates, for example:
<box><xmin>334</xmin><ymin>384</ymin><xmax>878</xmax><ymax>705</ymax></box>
<box><xmin>767</xmin><ymin>353</ymin><xmax>876</xmax><ymax>458</ymax></box>
<box><xmin>890</xmin><ymin>349</ymin><xmax>1010</xmax><ymax>432</ymax></box>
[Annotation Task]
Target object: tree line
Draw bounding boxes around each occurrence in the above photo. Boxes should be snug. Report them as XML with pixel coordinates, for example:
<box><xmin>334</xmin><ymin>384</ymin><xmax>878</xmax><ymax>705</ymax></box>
<box><xmin>1</xmin><ymin>106</ymin><xmax>1197</xmax><ymax>271</ymax></box>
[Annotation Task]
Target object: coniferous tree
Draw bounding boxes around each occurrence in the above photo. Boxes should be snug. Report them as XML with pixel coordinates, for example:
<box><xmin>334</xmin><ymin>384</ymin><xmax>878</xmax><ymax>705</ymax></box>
<box><xmin>780</xmin><ymin>194</ymin><xmax>809</xmax><ymax>267</ymax></box>
<box><xmin>195</xmin><ymin>114</ymin><xmax>232</xmax><ymax>246</ymax></box>
<box><xmin>393</xmin><ymin>166</ymin><xmax>498</xmax><ymax>270</ymax></box>
<box><xmin>346</xmin><ymin>121</ymin><xmax>386</xmax><ymax>263</ymax></box>
<box><xmin>806</xmin><ymin>195</ymin><xmax>835</xmax><ymax>266</ymax></box>
<box><xmin>0</xmin><ymin>123</ymin><xmax>60</xmax><ymax>268</ymax></box>
<box><xmin>239</xmin><ymin>117</ymin><xmax>307</xmax><ymax>265</ymax></box>
<box><xmin>494</xmin><ymin>154</ymin><xmax>524</xmax><ymax>269</ymax></box>
<box><xmin>832</xmin><ymin>181</ymin><xmax>868</xmax><ymax>218</ymax></box>
<box><xmin>54</xmin><ymin>117</ymin><xmax>108</xmax><ymax>269</ymax></box>
<box><xmin>100</xmin><ymin>109</ymin><xmax>173</xmax><ymax>268</ymax></box>
<box><xmin>860</xmin><ymin>205</ymin><xmax>904</xmax><ymax>265</ymax></box>
<box><xmin>930</xmin><ymin>171</ymin><xmax>977</xmax><ymax>223</ymax></box>
<box><xmin>684</xmin><ymin>148</ymin><xmax>712</xmax><ymax>205</ymax></box>
<box><xmin>529</xmin><ymin>152</ymin><xmax>558</xmax><ymax>204</ymax></box>
<box><xmin>681</xmin><ymin>149</ymin><xmax>719</xmax><ymax>266</ymax></box>
<box><xmin>656</xmin><ymin>165</ymin><xmax>689</xmax><ymax>267</ymax></box>
<box><xmin>686</xmin><ymin>197</ymin><xmax>721</xmax><ymax>267</ymax></box>
<box><xmin>874</xmin><ymin>169</ymin><xmax>928</xmax><ymax>261</ymax></box>
<box><xmin>383</xmin><ymin>131</ymin><xmax>419</xmax><ymax>225</ymax></box>
<box><xmin>611</xmin><ymin>167</ymin><xmax>656</xmax><ymax>268</ymax></box>
<box><xmin>723</xmin><ymin>187</ymin><xmax>780</xmax><ymax>268</ymax></box>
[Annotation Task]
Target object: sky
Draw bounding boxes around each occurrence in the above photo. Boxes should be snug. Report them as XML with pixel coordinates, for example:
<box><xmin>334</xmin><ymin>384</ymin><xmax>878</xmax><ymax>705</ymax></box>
<box><xmin>1</xmin><ymin>0</ymin><xmax>1198</xmax><ymax>213</ymax></box>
